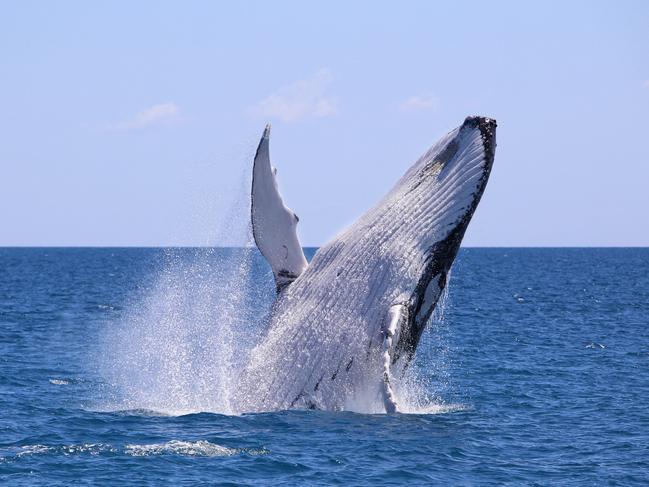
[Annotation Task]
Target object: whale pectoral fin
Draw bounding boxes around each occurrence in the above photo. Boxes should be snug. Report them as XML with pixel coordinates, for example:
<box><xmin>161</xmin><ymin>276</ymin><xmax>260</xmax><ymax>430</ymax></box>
<box><xmin>381</xmin><ymin>303</ymin><xmax>409</xmax><ymax>413</ymax></box>
<box><xmin>251</xmin><ymin>125</ymin><xmax>308</xmax><ymax>293</ymax></box>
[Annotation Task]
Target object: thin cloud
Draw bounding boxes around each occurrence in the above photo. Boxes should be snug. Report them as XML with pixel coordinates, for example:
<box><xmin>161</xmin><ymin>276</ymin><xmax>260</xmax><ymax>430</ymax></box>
<box><xmin>250</xmin><ymin>69</ymin><xmax>338</xmax><ymax>123</ymax></box>
<box><xmin>644</xmin><ymin>80</ymin><xmax>649</xmax><ymax>88</ymax></box>
<box><xmin>109</xmin><ymin>102</ymin><xmax>182</xmax><ymax>130</ymax></box>
<box><xmin>399</xmin><ymin>94</ymin><xmax>439</xmax><ymax>112</ymax></box>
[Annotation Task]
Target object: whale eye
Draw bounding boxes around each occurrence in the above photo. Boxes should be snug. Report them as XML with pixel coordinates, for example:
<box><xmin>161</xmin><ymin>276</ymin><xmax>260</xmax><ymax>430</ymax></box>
<box><xmin>294</xmin><ymin>213</ymin><xmax>300</xmax><ymax>223</ymax></box>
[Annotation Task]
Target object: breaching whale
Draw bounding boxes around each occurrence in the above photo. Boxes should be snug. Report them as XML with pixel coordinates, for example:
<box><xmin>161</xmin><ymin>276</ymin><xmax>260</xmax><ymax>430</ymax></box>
<box><xmin>238</xmin><ymin>116</ymin><xmax>497</xmax><ymax>413</ymax></box>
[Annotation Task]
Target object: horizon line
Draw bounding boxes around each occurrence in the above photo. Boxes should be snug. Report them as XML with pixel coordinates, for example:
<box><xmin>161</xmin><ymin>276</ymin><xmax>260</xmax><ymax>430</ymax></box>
<box><xmin>1</xmin><ymin>245</ymin><xmax>648</xmax><ymax>249</ymax></box>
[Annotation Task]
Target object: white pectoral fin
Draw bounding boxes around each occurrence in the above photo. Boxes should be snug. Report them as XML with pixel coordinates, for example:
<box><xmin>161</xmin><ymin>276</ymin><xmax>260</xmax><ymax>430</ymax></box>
<box><xmin>381</xmin><ymin>303</ymin><xmax>408</xmax><ymax>413</ymax></box>
<box><xmin>251</xmin><ymin>125</ymin><xmax>308</xmax><ymax>292</ymax></box>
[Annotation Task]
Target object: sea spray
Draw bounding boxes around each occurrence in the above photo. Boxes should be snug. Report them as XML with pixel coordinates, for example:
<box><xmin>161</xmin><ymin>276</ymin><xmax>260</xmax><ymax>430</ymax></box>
<box><xmin>99</xmin><ymin>246</ymin><xmax>272</xmax><ymax>415</ymax></box>
<box><xmin>96</xmin><ymin>139</ymin><xmax>454</xmax><ymax>415</ymax></box>
<box><xmin>97</xmin><ymin>142</ymin><xmax>277</xmax><ymax>415</ymax></box>
<box><xmin>393</xmin><ymin>283</ymin><xmax>454</xmax><ymax>413</ymax></box>
<box><xmin>98</xmin><ymin>248</ymin><xmax>450</xmax><ymax>415</ymax></box>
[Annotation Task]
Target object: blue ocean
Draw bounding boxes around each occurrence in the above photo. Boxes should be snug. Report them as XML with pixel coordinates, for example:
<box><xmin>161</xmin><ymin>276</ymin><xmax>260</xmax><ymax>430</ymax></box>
<box><xmin>1</xmin><ymin>247</ymin><xmax>648</xmax><ymax>485</ymax></box>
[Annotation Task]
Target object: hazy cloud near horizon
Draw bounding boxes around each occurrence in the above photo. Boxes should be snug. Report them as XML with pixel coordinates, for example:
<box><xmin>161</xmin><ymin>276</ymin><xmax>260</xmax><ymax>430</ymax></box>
<box><xmin>399</xmin><ymin>94</ymin><xmax>439</xmax><ymax>112</ymax></box>
<box><xmin>249</xmin><ymin>69</ymin><xmax>338</xmax><ymax>123</ymax></box>
<box><xmin>108</xmin><ymin>102</ymin><xmax>182</xmax><ymax>131</ymax></box>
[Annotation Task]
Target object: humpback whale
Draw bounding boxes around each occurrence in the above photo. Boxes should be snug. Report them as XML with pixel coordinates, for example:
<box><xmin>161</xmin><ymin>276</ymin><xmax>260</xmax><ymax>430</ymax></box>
<box><xmin>238</xmin><ymin>116</ymin><xmax>497</xmax><ymax>413</ymax></box>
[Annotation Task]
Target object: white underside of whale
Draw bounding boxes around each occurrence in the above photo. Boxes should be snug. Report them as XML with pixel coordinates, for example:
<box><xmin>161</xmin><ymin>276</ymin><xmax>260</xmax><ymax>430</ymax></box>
<box><xmin>237</xmin><ymin>117</ymin><xmax>496</xmax><ymax>412</ymax></box>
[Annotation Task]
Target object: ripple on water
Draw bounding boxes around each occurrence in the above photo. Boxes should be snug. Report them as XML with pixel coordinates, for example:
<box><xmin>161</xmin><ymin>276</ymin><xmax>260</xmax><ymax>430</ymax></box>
<box><xmin>125</xmin><ymin>440</ymin><xmax>237</xmax><ymax>457</ymax></box>
<box><xmin>1</xmin><ymin>441</ymin><xmax>268</xmax><ymax>462</ymax></box>
<box><xmin>3</xmin><ymin>443</ymin><xmax>117</xmax><ymax>460</ymax></box>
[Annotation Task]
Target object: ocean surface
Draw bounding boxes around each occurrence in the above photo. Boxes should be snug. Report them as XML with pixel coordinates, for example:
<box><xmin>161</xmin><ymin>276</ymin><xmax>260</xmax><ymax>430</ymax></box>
<box><xmin>1</xmin><ymin>247</ymin><xmax>648</xmax><ymax>485</ymax></box>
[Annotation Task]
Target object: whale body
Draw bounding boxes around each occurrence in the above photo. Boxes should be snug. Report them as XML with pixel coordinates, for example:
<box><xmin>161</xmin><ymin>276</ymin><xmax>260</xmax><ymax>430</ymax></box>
<box><xmin>238</xmin><ymin>116</ymin><xmax>497</xmax><ymax>412</ymax></box>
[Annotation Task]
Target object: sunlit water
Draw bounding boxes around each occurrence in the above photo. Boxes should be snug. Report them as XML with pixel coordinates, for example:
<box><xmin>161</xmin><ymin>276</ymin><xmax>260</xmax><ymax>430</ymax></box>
<box><xmin>1</xmin><ymin>247</ymin><xmax>648</xmax><ymax>485</ymax></box>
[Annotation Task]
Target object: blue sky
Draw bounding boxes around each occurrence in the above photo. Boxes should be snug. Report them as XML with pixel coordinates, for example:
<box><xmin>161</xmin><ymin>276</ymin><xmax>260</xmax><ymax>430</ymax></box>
<box><xmin>1</xmin><ymin>1</ymin><xmax>648</xmax><ymax>246</ymax></box>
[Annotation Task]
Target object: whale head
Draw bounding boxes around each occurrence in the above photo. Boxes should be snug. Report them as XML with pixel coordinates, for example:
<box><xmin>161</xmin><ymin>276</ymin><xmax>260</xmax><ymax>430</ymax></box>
<box><xmin>387</xmin><ymin>116</ymin><xmax>497</xmax><ymax>365</ymax></box>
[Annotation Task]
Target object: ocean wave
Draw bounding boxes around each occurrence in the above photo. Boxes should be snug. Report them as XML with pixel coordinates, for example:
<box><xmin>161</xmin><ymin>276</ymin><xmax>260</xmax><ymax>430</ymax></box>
<box><xmin>124</xmin><ymin>440</ymin><xmax>238</xmax><ymax>457</ymax></box>
<box><xmin>1</xmin><ymin>441</ymin><xmax>262</xmax><ymax>461</ymax></box>
<box><xmin>4</xmin><ymin>443</ymin><xmax>116</xmax><ymax>460</ymax></box>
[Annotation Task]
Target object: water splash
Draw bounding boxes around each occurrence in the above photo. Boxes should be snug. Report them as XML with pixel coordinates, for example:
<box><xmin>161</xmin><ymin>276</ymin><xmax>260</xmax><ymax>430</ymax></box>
<box><xmin>99</xmin><ymin>246</ymin><xmax>264</xmax><ymax>414</ymax></box>
<box><xmin>97</xmin><ymin>146</ymin><xmax>276</xmax><ymax>415</ymax></box>
<box><xmin>96</xmin><ymin>145</ymin><xmax>454</xmax><ymax>415</ymax></box>
<box><xmin>97</xmin><ymin>246</ymin><xmax>454</xmax><ymax>415</ymax></box>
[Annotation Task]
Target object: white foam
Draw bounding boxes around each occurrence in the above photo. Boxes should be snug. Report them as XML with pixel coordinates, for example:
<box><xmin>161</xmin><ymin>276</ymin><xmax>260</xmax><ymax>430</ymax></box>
<box><xmin>10</xmin><ymin>443</ymin><xmax>116</xmax><ymax>458</ymax></box>
<box><xmin>16</xmin><ymin>444</ymin><xmax>51</xmax><ymax>457</ymax></box>
<box><xmin>400</xmin><ymin>402</ymin><xmax>469</xmax><ymax>415</ymax></box>
<box><xmin>124</xmin><ymin>440</ymin><xmax>237</xmax><ymax>457</ymax></box>
<box><xmin>3</xmin><ymin>442</ymin><xmax>245</xmax><ymax>460</ymax></box>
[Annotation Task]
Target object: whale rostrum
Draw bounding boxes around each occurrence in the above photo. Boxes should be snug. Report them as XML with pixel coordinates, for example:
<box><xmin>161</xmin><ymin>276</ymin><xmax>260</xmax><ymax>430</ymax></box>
<box><xmin>240</xmin><ymin>116</ymin><xmax>497</xmax><ymax>412</ymax></box>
